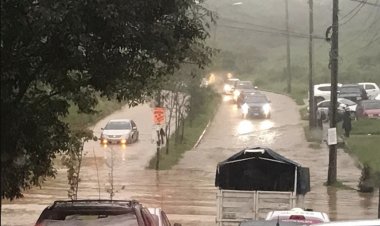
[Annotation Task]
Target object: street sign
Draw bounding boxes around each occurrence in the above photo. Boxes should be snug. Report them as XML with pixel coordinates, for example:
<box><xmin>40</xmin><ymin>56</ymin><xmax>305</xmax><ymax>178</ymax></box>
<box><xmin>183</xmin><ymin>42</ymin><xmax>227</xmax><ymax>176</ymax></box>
<box><xmin>153</xmin><ymin>107</ymin><xmax>165</xmax><ymax>125</ymax></box>
<box><xmin>327</xmin><ymin>127</ymin><xmax>337</xmax><ymax>145</ymax></box>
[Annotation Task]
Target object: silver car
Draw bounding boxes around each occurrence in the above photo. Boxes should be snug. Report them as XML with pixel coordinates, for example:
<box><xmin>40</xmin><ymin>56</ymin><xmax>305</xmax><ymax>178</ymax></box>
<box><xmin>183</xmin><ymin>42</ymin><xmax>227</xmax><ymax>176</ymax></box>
<box><xmin>100</xmin><ymin>119</ymin><xmax>139</xmax><ymax>145</ymax></box>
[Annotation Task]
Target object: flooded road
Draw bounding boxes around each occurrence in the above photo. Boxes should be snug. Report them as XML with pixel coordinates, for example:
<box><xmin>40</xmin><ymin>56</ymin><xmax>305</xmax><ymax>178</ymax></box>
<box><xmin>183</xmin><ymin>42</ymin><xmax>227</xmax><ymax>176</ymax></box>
<box><xmin>1</xmin><ymin>92</ymin><xmax>378</xmax><ymax>226</ymax></box>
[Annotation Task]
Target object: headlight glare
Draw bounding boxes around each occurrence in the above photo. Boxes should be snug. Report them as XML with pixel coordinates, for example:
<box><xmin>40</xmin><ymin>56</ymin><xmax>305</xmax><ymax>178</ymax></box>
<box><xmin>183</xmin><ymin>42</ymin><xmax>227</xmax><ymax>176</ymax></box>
<box><xmin>262</xmin><ymin>103</ymin><xmax>271</xmax><ymax>115</ymax></box>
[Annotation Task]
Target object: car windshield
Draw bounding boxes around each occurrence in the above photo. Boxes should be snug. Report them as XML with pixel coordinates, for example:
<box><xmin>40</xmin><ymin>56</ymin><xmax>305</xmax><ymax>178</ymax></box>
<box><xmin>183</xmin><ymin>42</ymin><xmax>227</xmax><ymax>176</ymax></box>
<box><xmin>104</xmin><ymin>121</ymin><xmax>131</xmax><ymax>130</ymax></box>
<box><xmin>245</xmin><ymin>95</ymin><xmax>268</xmax><ymax>103</ymax></box>
<box><xmin>363</xmin><ymin>101</ymin><xmax>380</xmax><ymax>109</ymax></box>
<box><xmin>40</xmin><ymin>214</ymin><xmax>138</xmax><ymax>226</ymax></box>
<box><xmin>339</xmin><ymin>99</ymin><xmax>356</xmax><ymax>106</ymax></box>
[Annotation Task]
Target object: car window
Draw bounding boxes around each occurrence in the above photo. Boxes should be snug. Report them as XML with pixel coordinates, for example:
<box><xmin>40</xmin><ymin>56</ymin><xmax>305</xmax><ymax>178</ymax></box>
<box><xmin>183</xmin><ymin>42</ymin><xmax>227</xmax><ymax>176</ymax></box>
<box><xmin>41</xmin><ymin>214</ymin><xmax>139</xmax><ymax>226</ymax></box>
<box><xmin>104</xmin><ymin>121</ymin><xmax>132</xmax><ymax>130</ymax></box>
<box><xmin>317</xmin><ymin>86</ymin><xmax>331</xmax><ymax>91</ymax></box>
<box><xmin>339</xmin><ymin>87</ymin><xmax>360</xmax><ymax>93</ymax></box>
<box><xmin>339</xmin><ymin>99</ymin><xmax>356</xmax><ymax>106</ymax></box>
<box><xmin>366</xmin><ymin>84</ymin><xmax>376</xmax><ymax>89</ymax></box>
<box><xmin>318</xmin><ymin>101</ymin><xmax>330</xmax><ymax>108</ymax></box>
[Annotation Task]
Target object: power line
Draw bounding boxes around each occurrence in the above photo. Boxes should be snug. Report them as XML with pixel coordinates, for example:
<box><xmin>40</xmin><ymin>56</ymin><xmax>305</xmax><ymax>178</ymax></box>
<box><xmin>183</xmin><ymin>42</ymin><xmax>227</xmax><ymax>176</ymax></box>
<box><xmin>341</xmin><ymin>1</ymin><xmax>366</xmax><ymax>20</ymax></box>
<box><xmin>340</xmin><ymin>0</ymin><xmax>367</xmax><ymax>26</ymax></box>
<box><xmin>218</xmin><ymin>23</ymin><xmax>325</xmax><ymax>40</ymax></box>
<box><xmin>351</xmin><ymin>0</ymin><xmax>380</xmax><ymax>7</ymax></box>
<box><xmin>219</xmin><ymin>17</ymin><xmax>325</xmax><ymax>40</ymax></box>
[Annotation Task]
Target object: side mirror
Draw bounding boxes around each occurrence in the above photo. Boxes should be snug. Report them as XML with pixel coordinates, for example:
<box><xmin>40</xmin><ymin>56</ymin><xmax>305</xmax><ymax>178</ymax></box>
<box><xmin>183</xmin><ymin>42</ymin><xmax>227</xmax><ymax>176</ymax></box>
<box><xmin>132</xmin><ymin>126</ymin><xmax>137</xmax><ymax>130</ymax></box>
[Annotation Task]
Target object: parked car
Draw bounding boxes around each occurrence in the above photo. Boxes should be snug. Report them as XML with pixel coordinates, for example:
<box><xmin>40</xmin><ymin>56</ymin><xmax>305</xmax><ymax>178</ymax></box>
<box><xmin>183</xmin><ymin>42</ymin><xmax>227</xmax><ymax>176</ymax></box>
<box><xmin>241</xmin><ymin>93</ymin><xmax>271</xmax><ymax>119</ymax></box>
<box><xmin>236</xmin><ymin>89</ymin><xmax>261</xmax><ymax>108</ymax></box>
<box><xmin>265</xmin><ymin>208</ymin><xmax>330</xmax><ymax>225</ymax></box>
<box><xmin>316</xmin><ymin>98</ymin><xmax>357</xmax><ymax>121</ymax></box>
<box><xmin>100</xmin><ymin>119</ymin><xmax>139</xmax><ymax>145</ymax></box>
<box><xmin>233</xmin><ymin>81</ymin><xmax>255</xmax><ymax>102</ymax></box>
<box><xmin>338</xmin><ymin>84</ymin><xmax>368</xmax><ymax>103</ymax></box>
<box><xmin>223</xmin><ymin>78</ymin><xmax>240</xmax><ymax>95</ymax></box>
<box><xmin>35</xmin><ymin>199</ymin><xmax>157</xmax><ymax>226</ymax></box>
<box><xmin>358</xmin><ymin>82</ymin><xmax>380</xmax><ymax>100</ymax></box>
<box><xmin>313</xmin><ymin>83</ymin><xmax>342</xmax><ymax>103</ymax></box>
<box><xmin>313</xmin><ymin>219</ymin><xmax>380</xmax><ymax>226</ymax></box>
<box><xmin>356</xmin><ymin>100</ymin><xmax>380</xmax><ymax>119</ymax></box>
<box><xmin>148</xmin><ymin>207</ymin><xmax>179</xmax><ymax>226</ymax></box>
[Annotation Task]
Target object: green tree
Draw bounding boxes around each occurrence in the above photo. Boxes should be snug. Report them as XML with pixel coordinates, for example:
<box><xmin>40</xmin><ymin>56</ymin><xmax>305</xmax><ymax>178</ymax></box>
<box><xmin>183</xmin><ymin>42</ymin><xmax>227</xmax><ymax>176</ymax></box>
<box><xmin>1</xmin><ymin>0</ymin><xmax>213</xmax><ymax>199</ymax></box>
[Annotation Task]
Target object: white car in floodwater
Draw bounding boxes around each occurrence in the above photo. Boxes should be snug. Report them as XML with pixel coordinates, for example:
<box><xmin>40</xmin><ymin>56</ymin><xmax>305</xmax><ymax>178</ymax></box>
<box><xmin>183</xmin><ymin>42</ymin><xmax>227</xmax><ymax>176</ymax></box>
<box><xmin>265</xmin><ymin>208</ymin><xmax>330</xmax><ymax>224</ymax></box>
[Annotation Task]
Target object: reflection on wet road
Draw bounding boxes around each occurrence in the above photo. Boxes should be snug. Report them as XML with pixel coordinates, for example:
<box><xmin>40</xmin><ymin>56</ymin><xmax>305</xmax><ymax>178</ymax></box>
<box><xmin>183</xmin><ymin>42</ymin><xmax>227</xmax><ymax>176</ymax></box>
<box><xmin>1</xmin><ymin>92</ymin><xmax>378</xmax><ymax>226</ymax></box>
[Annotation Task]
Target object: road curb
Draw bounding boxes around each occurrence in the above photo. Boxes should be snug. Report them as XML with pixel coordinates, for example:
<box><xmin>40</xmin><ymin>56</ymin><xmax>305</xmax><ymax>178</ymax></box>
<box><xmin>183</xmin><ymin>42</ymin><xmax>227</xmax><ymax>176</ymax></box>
<box><xmin>192</xmin><ymin>120</ymin><xmax>212</xmax><ymax>149</ymax></box>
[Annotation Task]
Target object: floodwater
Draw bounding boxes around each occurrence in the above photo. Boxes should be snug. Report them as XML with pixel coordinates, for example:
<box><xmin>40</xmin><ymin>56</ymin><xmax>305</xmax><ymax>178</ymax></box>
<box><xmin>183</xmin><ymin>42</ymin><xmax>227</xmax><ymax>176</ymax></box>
<box><xmin>1</xmin><ymin>92</ymin><xmax>378</xmax><ymax>226</ymax></box>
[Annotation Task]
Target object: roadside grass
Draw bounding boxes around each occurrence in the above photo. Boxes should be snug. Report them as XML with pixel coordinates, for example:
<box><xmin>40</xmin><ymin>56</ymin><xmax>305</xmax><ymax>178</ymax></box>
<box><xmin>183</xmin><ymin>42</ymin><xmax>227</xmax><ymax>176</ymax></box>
<box><xmin>345</xmin><ymin>135</ymin><xmax>380</xmax><ymax>173</ymax></box>
<box><xmin>147</xmin><ymin>90</ymin><xmax>221</xmax><ymax>170</ymax></box>
<box><xmin>63</xmin><ymin>97</ymin><xmax>126</xmax><ymax>130</ymax></box>
<box><xmin>351</xmin><ymin>119</ymin><xmax>380</xmax><ymax>135</ymax></box>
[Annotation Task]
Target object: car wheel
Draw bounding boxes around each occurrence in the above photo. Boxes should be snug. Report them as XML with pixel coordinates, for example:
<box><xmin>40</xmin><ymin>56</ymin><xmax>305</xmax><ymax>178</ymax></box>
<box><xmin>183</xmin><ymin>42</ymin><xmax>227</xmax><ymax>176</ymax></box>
<box><xmin>127</xmin><ymin>136</ymin><xmax>133</xmax><ymax>144</ymax></box>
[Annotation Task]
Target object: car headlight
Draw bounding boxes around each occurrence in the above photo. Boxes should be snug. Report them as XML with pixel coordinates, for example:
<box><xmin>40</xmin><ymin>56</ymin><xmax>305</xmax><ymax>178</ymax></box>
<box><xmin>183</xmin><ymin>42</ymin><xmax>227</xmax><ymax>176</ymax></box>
<box><xmin>262</xmin><ymin>103</ymin><xmax>271</xmax><ymax>115</ymax></box>
<box><xmin>242</xmin><ymin>103</ymin><xmax>249</xmax><ymax>114</ymax></box>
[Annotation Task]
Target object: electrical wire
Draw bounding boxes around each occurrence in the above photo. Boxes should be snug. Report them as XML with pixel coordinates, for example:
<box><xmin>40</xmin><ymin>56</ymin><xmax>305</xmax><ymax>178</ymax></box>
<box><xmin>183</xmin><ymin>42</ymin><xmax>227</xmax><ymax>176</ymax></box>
<box><xmin>218</xmin><ymin>17</ymin><xmax>325</xmax><ymax>40</ymax></box>
<box><xmin>340</xmin><ymin>0</ymin><xmax>367</xmax><ymax>26</ymax></box>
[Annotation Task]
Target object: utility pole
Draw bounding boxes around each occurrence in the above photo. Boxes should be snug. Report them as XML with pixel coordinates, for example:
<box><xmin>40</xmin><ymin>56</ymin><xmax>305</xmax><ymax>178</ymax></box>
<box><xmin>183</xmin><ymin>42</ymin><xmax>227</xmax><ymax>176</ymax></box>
<box><xmin>284</xmin><ymin>0</ymin><xmax>292</xmax><ymax>94</ymax></box>
<box><xmin>308</xmin><ymin>0</ymin><xmax>316</xmax><ymax>128</ymax></box>
<box><xmin>327</xmin><ymin>0</ymin><xmax>339</xmax><ymax>185</ymax></box>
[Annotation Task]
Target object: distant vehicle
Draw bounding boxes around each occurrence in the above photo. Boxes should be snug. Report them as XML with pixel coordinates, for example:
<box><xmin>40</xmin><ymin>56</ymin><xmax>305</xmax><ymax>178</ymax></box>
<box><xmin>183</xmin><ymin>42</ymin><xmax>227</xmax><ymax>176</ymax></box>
<box><xmin>338</xmin><ymin>84</ymin><xmax>368</xmax><ymax>103</ymax></box>
<box><xmin>358</xmin><ymin>82</ymin><xmax>380</xmax><ymax>100</ymax></box>
<box><xmin>149</xmin><ymin>207</ymin><xmax>179</xmax><ymax>226</ymax></box>
<box><xmin>236</xmin><ymin>89</ymin><xmax>261</xmax><ymax>108</ymax></box>
<box><xmin>313</xmin><ymin>219</ymin><xmax>380</xmax><ymax>226</ymax></box>
<box><xmin>100</xmin><ymin>119</ymin><xmax>139</xmax><ymax>145</ymax></box>
<box><xmin>265</xmin><ymin>208</ymin><xmax>330</xmax><ymax>225</ymax></box>
<box><xmin>35</xmin><ymin>199</ymin><xmax>157</xmax><ymax>226</ymax></box>
<box><xmin>233</xmin><ymin>81</ymin><xmax>255</xmax><ymax>102</ymax></box>
<box><xmin>313</xmin><ymin>83</ymin><xmax>342</xmax><ymax>103</ymax></box>
<box><xmin>223</xmin><ymin>78</ymin><xmax>240</xmax><ymax>94</ymax></box>
<box><xmin>241</xmin><ymin>93</ymin><xmax>271</xmax><ymax>119</ymax></box>
<box><xmin>316</xmin><ymin>98</ymin><xmax>357</xmax><ymax>121</ymax></box>
<box><xmin>356</xmin><ymin>100</ymin><xmax>380</xmax><ymax>119</ymax></box>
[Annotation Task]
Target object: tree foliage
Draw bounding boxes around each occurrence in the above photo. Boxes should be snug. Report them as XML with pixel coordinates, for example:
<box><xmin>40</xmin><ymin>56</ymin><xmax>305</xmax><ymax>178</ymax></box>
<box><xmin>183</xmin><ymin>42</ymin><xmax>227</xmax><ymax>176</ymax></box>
<box><xmin>1</xmin><ymin>0</ymin><xmax>214</xmax><ymax>199</ymax></box>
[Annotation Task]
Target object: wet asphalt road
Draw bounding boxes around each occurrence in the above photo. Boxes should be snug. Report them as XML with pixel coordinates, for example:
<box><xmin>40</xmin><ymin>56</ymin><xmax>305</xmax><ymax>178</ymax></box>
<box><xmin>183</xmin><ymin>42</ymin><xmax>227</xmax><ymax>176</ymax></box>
<box><xmin>1</xmin><ymin>92</ymin><xmax>378</xmax><ymax>226</ymax></box>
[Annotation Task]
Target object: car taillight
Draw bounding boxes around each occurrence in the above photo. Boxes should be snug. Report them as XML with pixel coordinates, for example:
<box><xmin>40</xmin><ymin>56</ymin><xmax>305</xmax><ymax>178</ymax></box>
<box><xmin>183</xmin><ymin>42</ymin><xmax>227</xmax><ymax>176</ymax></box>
<box><xmin>289</xmin><ymin>215</ymin><xmax>306</xmax><ymax>220</ymax></box>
